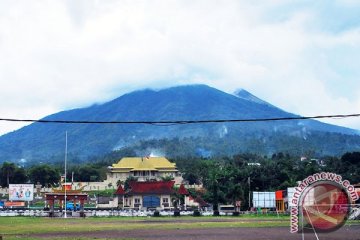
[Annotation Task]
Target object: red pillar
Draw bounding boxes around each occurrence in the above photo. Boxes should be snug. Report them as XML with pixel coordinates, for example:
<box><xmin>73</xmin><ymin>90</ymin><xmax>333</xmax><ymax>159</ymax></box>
<box><xmin>59</xmin><ymin>200</ymin><xmax>63</xmax><ymax>211</ymax></box>
<box><xmin>49</xmin><ymin>200</ymin><xmax>54</xmax><ymax>211</ymax></box>
<box><xmin>73</xmin><ymin>199</ymin><xmax>77</xmax><ymax>212</ymax></box>
<box><xmin>80</xmin><ymin>199</ymin><xmax>85</xmax><ymax>212</ymax></box>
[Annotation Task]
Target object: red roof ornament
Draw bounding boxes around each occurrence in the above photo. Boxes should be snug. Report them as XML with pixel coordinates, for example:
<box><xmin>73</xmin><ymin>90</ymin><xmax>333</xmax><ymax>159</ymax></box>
<box><xmin>115</xmin><ymin>185</ymin><xmax>125</xmax><ymax>195</ymax></box>
<box><xmin>178</xmin><ymin>184</ymin><xmax>189</xmax><ymax>195</ymax></box>
<box><xmin>195</xmin><ymin>196</ymin><xmax>209</xmax><ymax>207</ymax></box>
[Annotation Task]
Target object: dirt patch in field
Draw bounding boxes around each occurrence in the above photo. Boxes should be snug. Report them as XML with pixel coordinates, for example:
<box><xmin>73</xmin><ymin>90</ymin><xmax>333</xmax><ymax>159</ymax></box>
<box><xmin>85</xmin><ymin>217</ymin><xmax>287</xmax><ymax>224</ymax></box>
<box><xmin>23</xmin><ymin>225</ymin><xmax>360</xmax><ymax>240</ymax></box>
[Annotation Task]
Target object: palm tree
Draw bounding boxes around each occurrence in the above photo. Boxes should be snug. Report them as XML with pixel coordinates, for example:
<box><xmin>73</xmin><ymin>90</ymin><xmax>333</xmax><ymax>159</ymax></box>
<box><xmin>116</xmin><ymin>179</ymin><xmax>123</xmax><ymax>187</ymax></box>
<box><xmin>1</xmin><ymin>162</ymin><xmax>16</xmax><ymax>187</ymax></box>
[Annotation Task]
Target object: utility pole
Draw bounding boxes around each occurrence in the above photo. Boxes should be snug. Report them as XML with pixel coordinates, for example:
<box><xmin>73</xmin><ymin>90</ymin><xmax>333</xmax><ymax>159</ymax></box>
<box><xmin>64</xmin><ymin>131</ymin><xmax>68</xmax><ymax>218</ymax></box>
<box><xmin>248</xmin><ymin>177</ymin><xmax>251</xmax><ymax>210</ymax></box>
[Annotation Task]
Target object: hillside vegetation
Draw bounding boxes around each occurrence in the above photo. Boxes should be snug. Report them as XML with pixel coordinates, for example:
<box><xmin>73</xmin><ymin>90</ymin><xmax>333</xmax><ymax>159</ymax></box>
<box><xmin>1</xmin><ymin>151</ymin><xmax>359</xmax><ymax>208</ymax></box>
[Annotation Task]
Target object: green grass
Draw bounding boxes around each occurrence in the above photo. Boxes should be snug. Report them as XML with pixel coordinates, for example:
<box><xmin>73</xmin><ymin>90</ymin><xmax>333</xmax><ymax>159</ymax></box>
<box><xmin>86</xmin><ymin>189</ymin><xmax>116</xmax><ymax>197</ymax></box>
<box><xmin>0</xmin><ymin>216</ymin><xmax>289</xmax><ymax>239</ymax></box>
<box><xmin>0</xmin><ymin>216</ymin><xmax>357</xmax><ymax>240</ymax></box>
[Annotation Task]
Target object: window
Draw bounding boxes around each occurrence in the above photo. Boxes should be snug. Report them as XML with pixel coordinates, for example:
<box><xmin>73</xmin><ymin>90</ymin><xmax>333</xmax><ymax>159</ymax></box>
<box><xmin>135</xmin><ymin>198</ymin><xmax>141</xmax><ymax>204</ymax></box>
<box><xmin>162</xmin><ymin>197</ymin><xmax>169</xmax><ymax>207</ymax></box>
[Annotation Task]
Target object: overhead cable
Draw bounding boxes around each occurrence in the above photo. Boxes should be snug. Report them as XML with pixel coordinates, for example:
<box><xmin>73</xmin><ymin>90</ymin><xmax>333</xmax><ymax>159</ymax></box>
<box><xmin>0</xmin><ymin>113</ymin><xmax>359</xmax><ymax>125</ymax></box>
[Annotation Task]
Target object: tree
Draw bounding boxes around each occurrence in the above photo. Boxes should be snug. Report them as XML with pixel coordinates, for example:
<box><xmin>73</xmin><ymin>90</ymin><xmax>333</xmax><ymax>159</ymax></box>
<box><xmin>12</xmin><ymin>167</ymin><xmax>28</xmax><ymax>184</ymax></box>
<box><xmin>116</xmin><ymin>179</ymin><xmax>123</xmax><ymax>187</ymax></box>
<box><xmin>124</xmin><ymin>176</ymin><xmax>137</xmax><ymax>191</ymax></box>
<box><xmin>160</xmin><ymin>175</ymin><xmax>174</xmax><ymax>181</ymax></box>
<box><xmin>0</xmin><ymin>162</ymin><xmax>16</xmax><ymax>187</ymax></box>
<box><xmin>341</xmin><ymin>152</ymin><xmax>360</xmax><ymax>165</ymax></box>
<box><xmin>184</xmin><ymin>172</ymin><xmax>198</xmax><ymax>185</ymax></box>
<box><xmin>77</xmin><ymin>165</ymin><xmax>101</xmax><ymax>182</ymax></box>
<box><xmin>29</xmin><ymin>164</ymin><xmax>60</xmax><ymax>187</ymax></box>
<box><xmin>200</xmin><ymin>161</ymin><xmax>223</xmax><ymax>210</ymax></box>
<box><xmin>340</xmin><ymin>152</ymin><xmax>360</xmax><ymax>183</ymax></box>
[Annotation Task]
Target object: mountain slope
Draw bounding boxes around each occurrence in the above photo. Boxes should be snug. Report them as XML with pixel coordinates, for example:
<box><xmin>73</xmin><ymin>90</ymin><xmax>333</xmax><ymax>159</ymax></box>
<box><xmin>234</xmin><ymin>89</ymin><xmax>274</xmax><ymax>106</ymax></box>
<box><xmin>0</xmin><ymin>84</ymin><xmax>359</xmax><ymax>163</ymax></box>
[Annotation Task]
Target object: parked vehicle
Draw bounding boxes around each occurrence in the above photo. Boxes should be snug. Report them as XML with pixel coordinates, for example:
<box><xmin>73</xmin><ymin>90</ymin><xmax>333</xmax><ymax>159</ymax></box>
<box><xmin>218</xmin><ymin>205</ymin><xmax>235</xmax><ymax>214</ymax></box>
<box><xmin>66</xmin><ymin>202</ymin><xmax>80</xmax><ymax>211</ymax></box>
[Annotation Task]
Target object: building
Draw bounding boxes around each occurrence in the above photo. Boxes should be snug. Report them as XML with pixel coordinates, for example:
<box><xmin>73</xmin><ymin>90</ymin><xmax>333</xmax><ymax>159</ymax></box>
<box><xmin>120</xmin><ymin>181</ymin><xmax>175</xmax><ymax>210</ymax></box>
<box><xmin>275</xmin><ymin>190</ymin><xmax>286</xmax><ymax>212</ymax></box>
<box><xmin>45</xmin><ymin>183</ymin><xmax>88</xmax><ymax>217</ymax></box>
<box><xmin>105</xmin><ymin>157</ymin><xmax>182</xmax><ymax>186</ymax></box>
<box><xmin>114</xmin><ymin>182</ymin><xmax>207</xmax><ymax>211</ymax></box>
<box><xmin>58</xmin><ymin>157</ymin><xmax>183</xmax><ymax>192</ymax></box>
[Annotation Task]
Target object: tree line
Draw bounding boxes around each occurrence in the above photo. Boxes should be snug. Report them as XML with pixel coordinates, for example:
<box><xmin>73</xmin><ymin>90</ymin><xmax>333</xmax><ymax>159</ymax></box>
<box><xmin>0</xmin><ymin>151</ymin><xmax>359</xmax><ymax>208</ymax></box>
<box><xmin>0</xmin><ymin>162</ymin><xmax>107</xmax><ymax>188</ymax></box>
<box><xmin>175</xmin><ymin>152</ymin><xmax>360</xmax><ymax>208</ymax></box>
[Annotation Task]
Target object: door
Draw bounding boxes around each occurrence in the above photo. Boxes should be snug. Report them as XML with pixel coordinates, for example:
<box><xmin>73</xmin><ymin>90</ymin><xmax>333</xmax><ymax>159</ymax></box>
<box><xmin>143</xmin><ymin>195</ymin><xmax>160</xmax><ymax>208</ymax></box>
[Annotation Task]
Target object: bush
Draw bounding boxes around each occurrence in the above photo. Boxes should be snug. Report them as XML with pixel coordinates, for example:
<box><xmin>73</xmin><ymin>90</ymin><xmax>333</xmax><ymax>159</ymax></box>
<box><xmin>86</xmin><ymin>189</ymin><xmax>115</xmax><ymax>197</ymax></box>
<box><xmin>213</xmin><ymin>210</ymin><xmax>220</xmax><ymax>216</ymax></box>
<box><xmin>153</xmin><ymin>211</ymin><xmax>160</xmax><ymax>217</ymax></box>
<box><xmin>193</xmin><ymin>210</ymin><xmax>201</xmax><ymax>217</ymax></box>
<box><xmin>232</xmin><ymin>212</ymin><xmax>240</xmax><ymax>216</ymax></box>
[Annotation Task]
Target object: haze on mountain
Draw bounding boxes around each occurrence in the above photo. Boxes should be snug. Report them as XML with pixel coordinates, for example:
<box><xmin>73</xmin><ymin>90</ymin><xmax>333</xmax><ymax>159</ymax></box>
<box><xmin>0</xmin><ymin>84</ymin><xmax>359</xmax><ymax>165</ymax></box>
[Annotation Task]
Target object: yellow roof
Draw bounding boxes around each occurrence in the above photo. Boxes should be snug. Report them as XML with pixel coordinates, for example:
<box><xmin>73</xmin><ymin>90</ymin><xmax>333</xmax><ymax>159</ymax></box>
<box><xmin>111</xmin><ymin>157</ymin><xmax>177</xmax><ymax>171</ymax></box>
<box><xmin>131</xmin><ymin>159</ymin><xmax>157</xmax><ymax>171</ymax></box>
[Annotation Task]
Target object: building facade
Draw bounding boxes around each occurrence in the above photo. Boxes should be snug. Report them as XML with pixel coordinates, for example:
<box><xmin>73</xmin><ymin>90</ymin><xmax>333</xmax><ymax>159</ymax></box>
<box><xmin>105</xmin><ymin>157</ymin><xmax>183</xmax><ymax>186</ymax></box>
<box><xmin>116</xmin><ymin>181</ymin><xmax>175</xmax><ymax>210</ymax></box>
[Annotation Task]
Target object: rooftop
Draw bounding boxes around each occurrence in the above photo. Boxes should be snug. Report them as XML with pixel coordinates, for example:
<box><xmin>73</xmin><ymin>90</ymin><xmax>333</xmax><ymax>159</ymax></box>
<box><xmin>178</xmin><ymin>184</ymin><xmax>189</xmax><ymax>195</ymax></box>
<box><xmin>111</xmin><ymin>157</ymin><xmax>177</xmax><ymax>172</ymax></box>
<box><xmin>127</xmin><ymin>181</ymin><xmax>175</xmax><ymax>195</ymax></box>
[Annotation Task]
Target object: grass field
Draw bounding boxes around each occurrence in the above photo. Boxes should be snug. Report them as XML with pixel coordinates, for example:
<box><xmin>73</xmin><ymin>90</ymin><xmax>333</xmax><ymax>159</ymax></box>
<box><xmin>0</xmin><ymin>216</ymin><xmax>358</xmax><ymax>240</ymax></box>
<box><xmin>0</xmin><ymin>215</ymin><xmax>289</xmax><ymax>239</ymax></box>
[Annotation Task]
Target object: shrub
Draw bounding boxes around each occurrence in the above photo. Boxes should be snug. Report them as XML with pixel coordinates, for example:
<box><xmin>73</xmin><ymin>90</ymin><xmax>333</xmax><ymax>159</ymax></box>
<box><xmin>193</xmin><ymin>210</ymin><xmax>201</xmax><ymax>216</ymax></box>
<box><xmin>174</xmin><ymin>210</ymin><xmax>180</xmax><ymax>217</ymax></box>
<box><xmin>213</xmin><ymin>210</ymin><xmax>220</xmax><ymax>216</ymax></box>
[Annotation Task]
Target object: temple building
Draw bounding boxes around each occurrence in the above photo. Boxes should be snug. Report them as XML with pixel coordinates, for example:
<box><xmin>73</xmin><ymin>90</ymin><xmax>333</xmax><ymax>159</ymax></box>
<box><xmin>45</xmin><ymin>182</ymin><xmax>88</xmax><ymax>217</ymax></box>
<box><xmin>105</xmin><ymin>157</ymin><xmax>183</xmax><ymax>186</ymax></box>
<box><xmin>113</xmin><ymin>181</ymin><xmax>207</xmax><ymax>210</ymax></box>
<box><xmin>122</xmin><ymin>181</ymin><xmax>175</xmax><ymax>210</ymax></box>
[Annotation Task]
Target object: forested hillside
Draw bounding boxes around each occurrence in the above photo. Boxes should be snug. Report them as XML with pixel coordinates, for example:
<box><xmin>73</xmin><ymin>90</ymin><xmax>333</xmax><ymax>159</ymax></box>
<box><xmin>1</xmin><ymin>151</ymin><xmax>359</xmax><ymax>209</ymax></box>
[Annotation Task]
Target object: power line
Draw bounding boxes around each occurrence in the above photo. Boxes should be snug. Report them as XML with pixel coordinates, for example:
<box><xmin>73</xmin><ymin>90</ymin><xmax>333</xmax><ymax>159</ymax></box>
<box><xmin>0</xmin><ymin>113</ymin><xmax>359</xmax><ymax>125</ymax></box>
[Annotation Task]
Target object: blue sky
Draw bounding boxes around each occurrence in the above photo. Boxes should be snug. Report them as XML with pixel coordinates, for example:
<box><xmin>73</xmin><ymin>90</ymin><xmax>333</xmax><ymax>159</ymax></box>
<box><xmin>0</xmin><ymin>0</ymin><xmax>360</xmax><ymax>135</ymax></box>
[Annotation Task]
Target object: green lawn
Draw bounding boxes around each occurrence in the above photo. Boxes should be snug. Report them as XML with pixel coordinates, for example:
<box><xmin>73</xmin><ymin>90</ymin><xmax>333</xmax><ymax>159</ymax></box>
<box><xmin>1</xmin><ymin>215</ymin><xmax>357</xmax><ymax>240</ymax></box>
<box><xmin>0</xmin><ymin>215</ymin><xmax>289</xmax><ymax>239</ymax></box>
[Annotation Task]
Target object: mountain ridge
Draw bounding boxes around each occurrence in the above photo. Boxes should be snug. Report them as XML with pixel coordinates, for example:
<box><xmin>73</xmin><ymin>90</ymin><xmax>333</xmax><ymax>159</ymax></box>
<box><xmin>0</xmin><ymin>84</ymin><xmax>359</xmax><ymax>164</ymax></box>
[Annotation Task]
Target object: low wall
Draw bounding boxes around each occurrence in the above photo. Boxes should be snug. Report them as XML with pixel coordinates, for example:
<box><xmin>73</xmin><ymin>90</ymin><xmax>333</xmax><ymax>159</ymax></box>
<box><xmin>0</xmin><ymin>209</ymin><xmax>293</xmax><ymax>217</ymax></box>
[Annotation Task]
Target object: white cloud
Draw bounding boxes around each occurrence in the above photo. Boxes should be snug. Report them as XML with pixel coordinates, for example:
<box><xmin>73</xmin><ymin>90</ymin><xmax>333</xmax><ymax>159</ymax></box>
<box><xmin>0</xmin><ymin>0</ymin><xmax>360</xmax><ymax>136</ymax></box>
